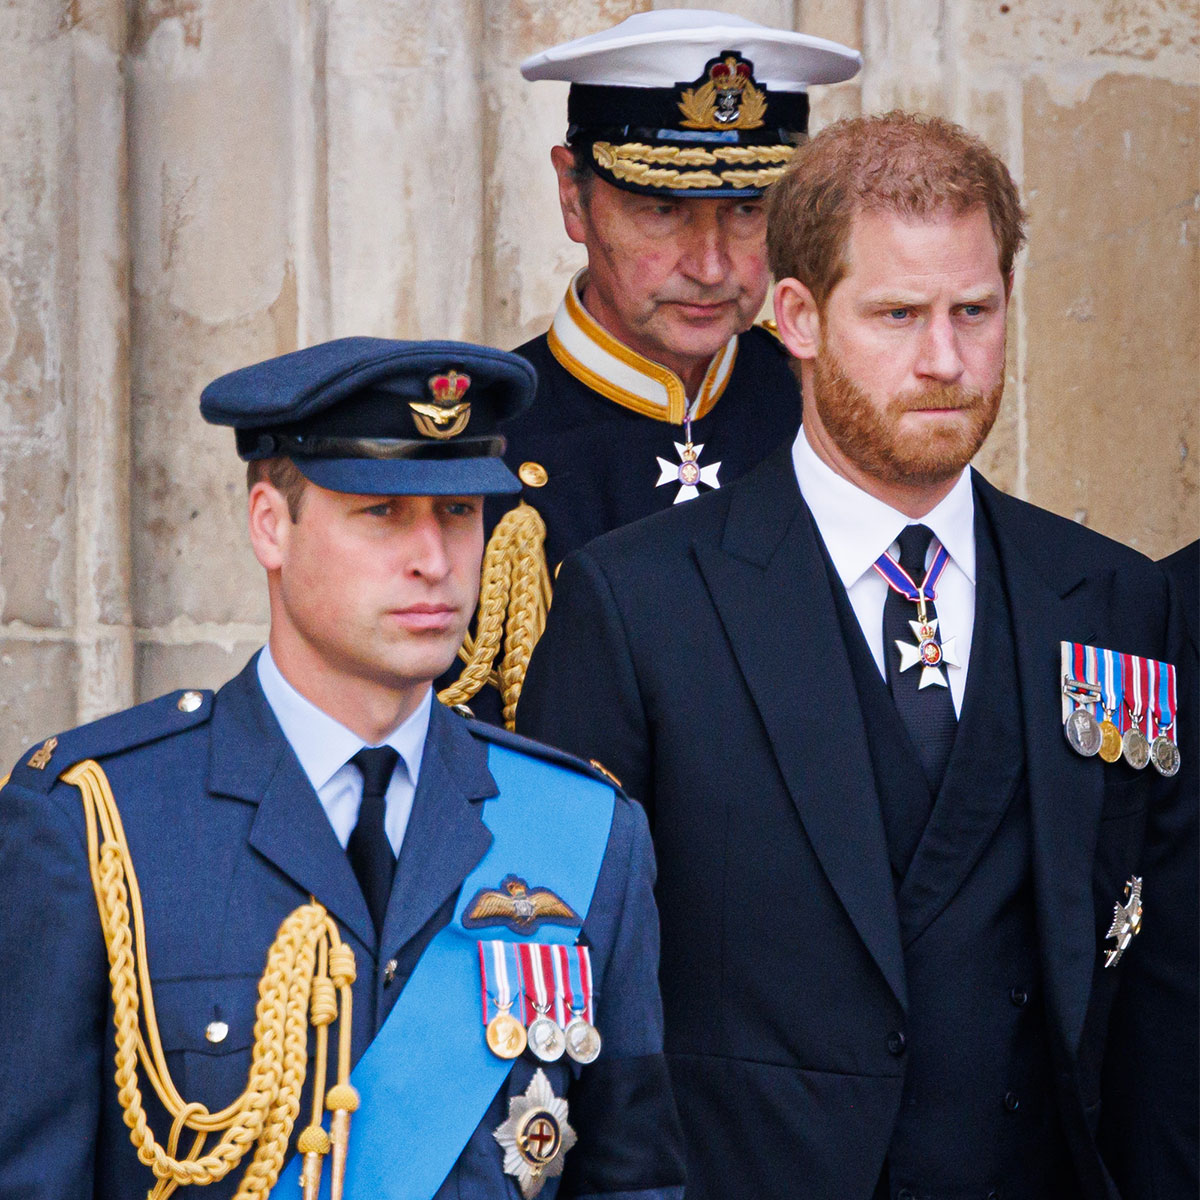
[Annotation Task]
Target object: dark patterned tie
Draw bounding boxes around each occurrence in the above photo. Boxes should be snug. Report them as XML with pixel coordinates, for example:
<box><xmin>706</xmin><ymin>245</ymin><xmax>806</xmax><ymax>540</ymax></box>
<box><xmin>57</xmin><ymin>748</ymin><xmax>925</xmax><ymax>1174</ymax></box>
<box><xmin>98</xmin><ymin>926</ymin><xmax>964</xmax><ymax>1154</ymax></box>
<box><xmin>883</xmin><ymin>524</ymin><xmax>958</xmax><ymax>793</ymax></box>
<box><xmin>346</xmin><ymin>746</ymin><xmax>400</xmax><ymax>938</ymax></box>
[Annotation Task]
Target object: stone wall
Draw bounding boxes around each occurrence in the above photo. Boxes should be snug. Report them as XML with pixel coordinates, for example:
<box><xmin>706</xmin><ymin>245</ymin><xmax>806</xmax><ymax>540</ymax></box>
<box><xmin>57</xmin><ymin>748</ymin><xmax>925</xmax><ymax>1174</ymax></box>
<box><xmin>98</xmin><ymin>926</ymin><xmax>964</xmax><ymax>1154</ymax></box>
<box><xmin>0</xmin><ymin>0</ymin><xmax>1195</xmax><ymax>765</ymax></box>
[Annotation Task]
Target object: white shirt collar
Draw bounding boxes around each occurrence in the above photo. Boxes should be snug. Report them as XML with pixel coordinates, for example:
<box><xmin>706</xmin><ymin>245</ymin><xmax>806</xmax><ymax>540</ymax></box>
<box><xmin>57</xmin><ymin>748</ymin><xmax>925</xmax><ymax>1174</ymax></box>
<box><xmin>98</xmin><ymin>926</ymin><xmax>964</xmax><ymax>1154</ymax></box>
<box><xmin>791</xmin><ymin>425</ymin><xmax>977</xmax><ymax>588</ymax></box>
<box><xmin>256</xmin><ymin>645</ymin><xmax>432</xmax><ymax>791</ymax></box>
<box><xmin>545</xmin><ymin>269</ymin><xmax>739</xmax><ymax>423</ymax></box>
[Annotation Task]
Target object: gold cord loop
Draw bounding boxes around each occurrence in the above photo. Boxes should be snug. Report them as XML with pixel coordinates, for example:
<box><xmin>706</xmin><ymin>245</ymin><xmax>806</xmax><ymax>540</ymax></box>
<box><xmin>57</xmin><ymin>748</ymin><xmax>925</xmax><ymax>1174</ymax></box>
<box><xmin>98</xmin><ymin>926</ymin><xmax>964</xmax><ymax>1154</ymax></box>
<box><xmin>438</xmin><ymin>501</ymin><xmax>552</xmax><ymax>729</ymax></box>
<box><xmin>67</xmin><ymin>758</ymin><xmax>356</xmax><ymax>1199</ymax></box>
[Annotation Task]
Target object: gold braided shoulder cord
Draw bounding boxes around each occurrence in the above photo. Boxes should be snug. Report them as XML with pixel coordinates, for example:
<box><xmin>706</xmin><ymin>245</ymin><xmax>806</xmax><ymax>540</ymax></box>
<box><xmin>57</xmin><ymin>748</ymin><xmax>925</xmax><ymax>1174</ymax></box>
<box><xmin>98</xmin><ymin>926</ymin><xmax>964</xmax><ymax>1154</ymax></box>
<box><xmin>439</xmin><ymin>501</ymin><xmax>551</xmax><ymax>729</ymax></box>
<box><xmin>67</xmin><ymin>758</ymin><xmax>357</xmax><ymax>1200</ymax></box>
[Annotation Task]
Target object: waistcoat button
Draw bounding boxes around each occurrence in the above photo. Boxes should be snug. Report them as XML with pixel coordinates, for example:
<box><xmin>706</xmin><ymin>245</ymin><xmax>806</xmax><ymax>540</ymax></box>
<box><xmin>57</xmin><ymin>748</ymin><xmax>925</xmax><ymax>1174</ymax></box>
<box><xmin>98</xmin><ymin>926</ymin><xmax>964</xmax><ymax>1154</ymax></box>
<box><xmin>886</xmin><ymin>1030</ymin><xmax>906</xmax><ymax>1056</ymax></box>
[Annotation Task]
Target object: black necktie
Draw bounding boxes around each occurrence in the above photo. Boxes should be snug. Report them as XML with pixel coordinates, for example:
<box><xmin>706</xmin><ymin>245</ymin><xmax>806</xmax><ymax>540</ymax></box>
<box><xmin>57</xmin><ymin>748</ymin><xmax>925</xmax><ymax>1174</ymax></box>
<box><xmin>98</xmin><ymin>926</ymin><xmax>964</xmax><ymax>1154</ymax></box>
<box><xmin>346</xmin><ymin>746</ymin><xmax>400</xmax><ymax>938</ymax></box>
<box><xmin>883</xmin><ymin>524</ymin><xmax>958</xmax><ymax>793</ymax></box>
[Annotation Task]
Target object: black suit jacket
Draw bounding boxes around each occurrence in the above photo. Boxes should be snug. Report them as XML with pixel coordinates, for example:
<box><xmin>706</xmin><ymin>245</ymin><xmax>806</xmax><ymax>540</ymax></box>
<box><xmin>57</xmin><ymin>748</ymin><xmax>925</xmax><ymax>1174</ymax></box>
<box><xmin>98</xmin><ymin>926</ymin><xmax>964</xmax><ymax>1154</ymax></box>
<box><xmin>518</xmin><ymin>444</ymin><xmax>1197</xmax><ymax>1200</ymax></box>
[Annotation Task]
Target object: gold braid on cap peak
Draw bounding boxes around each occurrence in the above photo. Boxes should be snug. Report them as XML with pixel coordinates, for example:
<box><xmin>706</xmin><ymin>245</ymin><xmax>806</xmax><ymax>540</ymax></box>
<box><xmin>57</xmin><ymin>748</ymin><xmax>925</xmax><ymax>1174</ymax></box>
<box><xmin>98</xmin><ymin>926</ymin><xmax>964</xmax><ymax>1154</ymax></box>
<box><xmin>438</xmin><ymin>501</ymin><xmax>551</xmax><ymax>730</ymax></box>
<box><xmin>592</xmin><ymin>140</ymin><xmax>794</xmax><ymax>191</ymax></box>
<box><xmin>67</xmin><ymin>758</ymin><xmax>358</xmax><ymax>1200</ymax></box>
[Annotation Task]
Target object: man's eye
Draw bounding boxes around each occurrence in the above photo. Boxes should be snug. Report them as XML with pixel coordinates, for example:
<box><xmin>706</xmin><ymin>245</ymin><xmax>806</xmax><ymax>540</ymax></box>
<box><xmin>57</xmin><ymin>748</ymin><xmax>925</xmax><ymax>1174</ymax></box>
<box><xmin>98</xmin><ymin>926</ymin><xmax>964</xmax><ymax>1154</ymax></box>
<box><xmin>362</xmin><ymin>502</ymin><xmax>393</xmax><ymax>517</ymax></box>
<box><xmin>960</xmin><ymin>304</ymin><xmax>985</xmax><ymax>317</ymax></box>
<box><xmin>443</xmin><ymin>500</ymin><xmax>476</xmax><ymax>517</ymax></box>
<box><xmin>887</xmin><ymin>308</ymin><xmax>912</xmax><ymax>320</ymax></box>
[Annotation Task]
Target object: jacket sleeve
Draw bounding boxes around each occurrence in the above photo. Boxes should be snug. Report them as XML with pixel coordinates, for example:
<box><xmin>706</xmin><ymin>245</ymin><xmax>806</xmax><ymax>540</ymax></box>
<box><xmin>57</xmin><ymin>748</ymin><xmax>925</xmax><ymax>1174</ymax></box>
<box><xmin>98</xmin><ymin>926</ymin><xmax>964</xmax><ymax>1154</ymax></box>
<box><xmin>560</xmin><ymin>795</ymin><xmax>686</xmax><ymax>1199</ymax></box>
<box><xmin>518</xmin><ymin>548</ymin><xmax>656</xmax><ymax>818</ymax></box>
<box><xmin>0</xmin><ymin>777</ymin><xmax>107</xmax><ymax>1199</ymax></box>
<box><xmin>1098</xmin><ymin>570</ymin><xmax>1199</xmax><ymax>1198</ymax></box>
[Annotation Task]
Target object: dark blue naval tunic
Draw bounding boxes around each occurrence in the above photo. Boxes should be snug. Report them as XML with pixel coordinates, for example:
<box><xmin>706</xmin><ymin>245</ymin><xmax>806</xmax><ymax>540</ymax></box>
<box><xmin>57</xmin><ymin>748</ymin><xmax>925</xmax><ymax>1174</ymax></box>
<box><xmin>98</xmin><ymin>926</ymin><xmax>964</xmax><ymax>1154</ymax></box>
<box><xmin>486</xmin><ymin>324</ymin><xmax>801</xmax><ymax>571</ymax></box>
<box><xmin>0</xmin><ymin>659</ymin><xmax>685</xmax><ymax>1200</ymax></box>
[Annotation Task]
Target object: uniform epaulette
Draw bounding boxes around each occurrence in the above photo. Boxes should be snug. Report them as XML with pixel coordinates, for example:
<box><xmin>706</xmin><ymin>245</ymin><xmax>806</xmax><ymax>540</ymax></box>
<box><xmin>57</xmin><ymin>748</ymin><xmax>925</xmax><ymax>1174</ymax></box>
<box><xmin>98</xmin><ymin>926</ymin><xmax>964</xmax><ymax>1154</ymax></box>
<box><xmin>460</xmin><ymin>713</ymin><xmax>625</xmax><ymax>794</ymax></box>
<box><xmin>7</xmin><ymin>688</ymin><xmax>214</xmax><ymax>794</ymax></box>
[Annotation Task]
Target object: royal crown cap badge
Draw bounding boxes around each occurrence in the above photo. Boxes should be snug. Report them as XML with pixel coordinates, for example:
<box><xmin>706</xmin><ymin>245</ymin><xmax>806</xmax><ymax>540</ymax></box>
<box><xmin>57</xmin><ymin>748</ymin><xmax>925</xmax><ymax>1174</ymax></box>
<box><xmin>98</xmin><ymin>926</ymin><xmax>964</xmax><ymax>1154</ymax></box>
<box><xmin>678</xmin><ymin>53</ymin><xmax>768</xmax><ymax>131</ymax></box>
<box><xmin>410</xmin><ymin>370</ymin><xmax>472</xmax><ymax>439</ymax></box>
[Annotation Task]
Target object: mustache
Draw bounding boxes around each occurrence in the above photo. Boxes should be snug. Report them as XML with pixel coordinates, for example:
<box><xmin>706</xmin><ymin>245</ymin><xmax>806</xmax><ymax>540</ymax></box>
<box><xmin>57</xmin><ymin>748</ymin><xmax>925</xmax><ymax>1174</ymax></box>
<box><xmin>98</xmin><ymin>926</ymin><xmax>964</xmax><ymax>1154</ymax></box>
<box><xmin>893</xmin><ymin>384</ymin><xmax>992</xmax><ymax>412</ymax></box>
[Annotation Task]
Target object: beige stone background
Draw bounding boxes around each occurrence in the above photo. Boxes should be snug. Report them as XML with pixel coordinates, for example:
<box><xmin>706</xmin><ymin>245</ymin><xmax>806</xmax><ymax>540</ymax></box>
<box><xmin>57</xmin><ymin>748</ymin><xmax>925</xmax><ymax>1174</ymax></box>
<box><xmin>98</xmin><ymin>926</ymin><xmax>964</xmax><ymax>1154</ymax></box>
<box><xmin>0</xmin><ymin>0</ymin><xmax>1195</xmax><ymax>766</ymax></box>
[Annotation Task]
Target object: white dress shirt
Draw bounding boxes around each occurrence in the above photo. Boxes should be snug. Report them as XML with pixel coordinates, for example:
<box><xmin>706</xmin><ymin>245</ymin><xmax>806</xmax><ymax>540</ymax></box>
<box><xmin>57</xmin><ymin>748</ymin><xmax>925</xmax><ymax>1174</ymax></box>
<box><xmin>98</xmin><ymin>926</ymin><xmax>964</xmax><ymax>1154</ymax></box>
<box><xmin>256</xmin><ymin>646</ymin><xmax>432</xmax><ymax>855</ymax></box>
<box><xmin>791</xmin><ymin>428</ymin><xmax>977</xmax><ymax>716</ymax></box>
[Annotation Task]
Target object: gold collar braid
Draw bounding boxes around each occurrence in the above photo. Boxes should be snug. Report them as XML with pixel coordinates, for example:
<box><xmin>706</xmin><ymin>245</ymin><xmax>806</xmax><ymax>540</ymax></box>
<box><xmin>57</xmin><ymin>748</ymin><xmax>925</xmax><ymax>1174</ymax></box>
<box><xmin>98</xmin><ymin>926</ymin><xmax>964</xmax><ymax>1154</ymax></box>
<box><xmin>68</xmin><ymin>757</ymin><xmax>357</xmax><ymax>1199</ymax></box>
<box><xmin>438</xmin><ymin>501</ymin><xmax>551</xmax><ymax>730</ymax></box>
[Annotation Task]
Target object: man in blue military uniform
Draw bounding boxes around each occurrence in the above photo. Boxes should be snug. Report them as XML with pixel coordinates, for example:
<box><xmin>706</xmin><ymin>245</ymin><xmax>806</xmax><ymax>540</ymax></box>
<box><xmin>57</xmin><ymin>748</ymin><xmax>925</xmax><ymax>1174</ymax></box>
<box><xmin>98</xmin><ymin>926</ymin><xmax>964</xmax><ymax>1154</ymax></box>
<box><xmin>0</xmin><ymin>339</ymin><xmax>684</xmax><ymax>1200</ymax></box>
<box><xmin>441</xmin><ymin>10</ymin><xmax>861</xmax><ymax>725</ymax></box>
<box><xmin>518</xmin><ymin>114</ymin><xmax>1197</xmax><ymax>1199</ymax></box>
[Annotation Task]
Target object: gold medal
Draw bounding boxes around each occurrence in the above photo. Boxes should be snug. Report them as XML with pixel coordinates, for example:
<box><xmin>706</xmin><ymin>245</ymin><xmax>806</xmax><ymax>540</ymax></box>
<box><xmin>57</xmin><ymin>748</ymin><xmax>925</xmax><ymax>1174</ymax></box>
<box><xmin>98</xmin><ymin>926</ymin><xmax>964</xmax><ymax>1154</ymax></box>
<box><xmin>486</xmin><ymin>1010</ymin><xmax>528</xmax><ymax>1060</ymax></box>
<box><xmin>1097</xmin><ymin>717</ymin><xmax>1123</xmax><ymax>763</ymax></box>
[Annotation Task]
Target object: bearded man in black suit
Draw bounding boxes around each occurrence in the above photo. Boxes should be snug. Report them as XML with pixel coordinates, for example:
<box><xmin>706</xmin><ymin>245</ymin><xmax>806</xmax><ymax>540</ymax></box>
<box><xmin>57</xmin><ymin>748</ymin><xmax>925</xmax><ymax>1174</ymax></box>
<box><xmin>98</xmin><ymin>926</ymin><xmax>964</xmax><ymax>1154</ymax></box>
<box><xmin>518</xmin><ymin>112</ymin><xmax>1196</xmax><ymax>1200</ymax></box>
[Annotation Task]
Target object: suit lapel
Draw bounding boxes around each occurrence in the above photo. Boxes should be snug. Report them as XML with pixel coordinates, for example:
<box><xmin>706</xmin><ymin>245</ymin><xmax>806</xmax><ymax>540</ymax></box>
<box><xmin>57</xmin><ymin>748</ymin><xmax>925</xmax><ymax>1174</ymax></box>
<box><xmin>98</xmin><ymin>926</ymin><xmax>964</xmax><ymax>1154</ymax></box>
<box><xmin>694</xmin><ymin>447</ymin><xmax>907</xmax><ymax>1010</ymax></box>
<box><xmin>207</xmin><ymin>658</ymin><xmax>376</xmax><ymax>950</ymax></box>
<box><xmin>380</xmin><ymin>702</ymin><xmax>497</xmax><ymax>959</ymax></box>
<box><xmin>896</xmin><ymin>517</ymin><xmax>1025</xmax><ymax>944</ymax></box>
<box><xmin>975</xmin><ymin>475</ymin><xmax>1105</xmax><ymax>1057</ymax></box>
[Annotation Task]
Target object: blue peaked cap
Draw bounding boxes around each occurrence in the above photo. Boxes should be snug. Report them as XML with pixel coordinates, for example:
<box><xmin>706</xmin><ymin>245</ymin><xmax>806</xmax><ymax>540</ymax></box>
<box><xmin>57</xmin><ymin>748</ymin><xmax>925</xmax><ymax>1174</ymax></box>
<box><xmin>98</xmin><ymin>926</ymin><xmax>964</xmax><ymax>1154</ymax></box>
<box><xmin>200</xmin><ymin>337</ymin><xmax>535</xmax><ymax>496</ymax></box>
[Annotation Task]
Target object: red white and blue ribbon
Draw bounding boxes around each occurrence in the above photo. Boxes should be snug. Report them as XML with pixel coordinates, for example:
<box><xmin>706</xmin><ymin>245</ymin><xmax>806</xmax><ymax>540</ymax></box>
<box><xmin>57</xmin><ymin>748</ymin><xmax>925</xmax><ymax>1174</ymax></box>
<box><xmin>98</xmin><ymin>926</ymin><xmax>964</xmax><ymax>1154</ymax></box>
<box><xmin>556</xmin><ymin>944</ymin><xmax>595</xmax><ymax>1025</ymax></box>
<box><xmin>872</xmin><ymin>539</ymin><xmax>951</xmax><ymax>612</ymax></box>
<box><xmin>1098</xmin><ymin>647</ymin><xmax>1122</xmax><ymax>724</ymax></box>
<box><xmin>1154</xmin><ymin>658</ymin><xmax>1178</xmax><ymax>742</ymax></box>
<box><xmin>479</xmin><ymin>939</ymin><xmax>525</xmax><ymax>1027</ymax></box>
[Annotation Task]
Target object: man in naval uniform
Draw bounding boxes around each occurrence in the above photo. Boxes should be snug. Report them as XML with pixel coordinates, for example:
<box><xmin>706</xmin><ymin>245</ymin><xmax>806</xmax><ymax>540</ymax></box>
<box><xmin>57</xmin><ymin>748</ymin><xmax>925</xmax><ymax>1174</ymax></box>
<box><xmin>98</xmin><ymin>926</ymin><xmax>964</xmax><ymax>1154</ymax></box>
<box><xmin>0</xmin><ymin>339</ymin><xmax>684</xmax><ymax>1200</ymax></box>
<box><xmin>441</xmin><ymin>10</ymin><xmax>860</xmax><ymax>725</ymax></box>
<box><xmin>518</xmin><ymin>114</ymin><xmax>1197</xmax><ymax>1199</ymax></box>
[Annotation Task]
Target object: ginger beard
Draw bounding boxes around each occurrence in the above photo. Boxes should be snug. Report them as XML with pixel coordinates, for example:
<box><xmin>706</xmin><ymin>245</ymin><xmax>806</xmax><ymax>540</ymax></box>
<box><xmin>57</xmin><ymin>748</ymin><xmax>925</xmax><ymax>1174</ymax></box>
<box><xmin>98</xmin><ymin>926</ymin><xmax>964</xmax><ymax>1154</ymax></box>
<box><xmin>811</xmin><ymin>346</ymin><xmax>1004</xmax><ymax>489</ymax></box>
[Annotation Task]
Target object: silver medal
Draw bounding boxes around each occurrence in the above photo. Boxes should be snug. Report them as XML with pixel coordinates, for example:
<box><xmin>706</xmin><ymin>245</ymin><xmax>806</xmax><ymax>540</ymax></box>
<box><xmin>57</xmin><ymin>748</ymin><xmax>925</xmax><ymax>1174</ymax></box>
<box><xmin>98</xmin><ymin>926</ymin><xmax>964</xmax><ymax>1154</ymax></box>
<box><xmin>563</xmin><ymin>1015</ymin><xmax>602</xmax><ymax>1065</ymax></box>
<box><xmin>527</xmin><ymin>1014</ymin><xmax>566</xmax><ymax>1063</ymax></box>
<box><xmin>1064</xmin><ymin>707</ymin><xmax>1102</xmax><ymax>757</ymax></box>
<box><xmin>1122</xmin><ymin>726</ymin><xmax>1151</xmax><ymax>770</ymax></box>
<box><xmin>1150</xmin><ymin>735</ymin><xmax>1181</xmax><ymax>778</ymax></box>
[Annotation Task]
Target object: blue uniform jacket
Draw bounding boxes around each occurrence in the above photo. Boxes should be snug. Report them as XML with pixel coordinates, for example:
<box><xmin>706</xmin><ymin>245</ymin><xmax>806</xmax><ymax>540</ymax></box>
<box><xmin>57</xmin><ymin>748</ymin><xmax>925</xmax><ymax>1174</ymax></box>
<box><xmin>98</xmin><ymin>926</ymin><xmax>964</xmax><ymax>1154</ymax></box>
<box><xmin>0</xmin><ymin>657</ymin><xmax>685</xmax><ymax>1200</ymax></box>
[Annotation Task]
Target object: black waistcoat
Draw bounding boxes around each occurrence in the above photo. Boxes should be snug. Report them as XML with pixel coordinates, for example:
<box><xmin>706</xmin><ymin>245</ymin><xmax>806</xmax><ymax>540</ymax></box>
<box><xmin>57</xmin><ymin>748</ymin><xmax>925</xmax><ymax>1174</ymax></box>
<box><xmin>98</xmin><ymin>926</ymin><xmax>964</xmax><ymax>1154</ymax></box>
<box><xmin>819</xmin><ymin>505</ymin><xmax>1075</xmax><ymax>1200</ymax></box>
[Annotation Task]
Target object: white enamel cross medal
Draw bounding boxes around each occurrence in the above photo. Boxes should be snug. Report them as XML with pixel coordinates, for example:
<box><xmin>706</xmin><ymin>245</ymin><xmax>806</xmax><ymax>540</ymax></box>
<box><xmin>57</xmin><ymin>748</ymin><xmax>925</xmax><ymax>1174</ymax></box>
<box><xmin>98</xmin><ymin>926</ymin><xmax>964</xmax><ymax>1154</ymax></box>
<box><xmin>656</xmin><ymin>441</ymin><xmax>720</xmax><ymax>504</ymax></box>
<box><xmin>895</xmin><ymin>611</ymin><xmax>959</xmax><ymax>690</ymax></box>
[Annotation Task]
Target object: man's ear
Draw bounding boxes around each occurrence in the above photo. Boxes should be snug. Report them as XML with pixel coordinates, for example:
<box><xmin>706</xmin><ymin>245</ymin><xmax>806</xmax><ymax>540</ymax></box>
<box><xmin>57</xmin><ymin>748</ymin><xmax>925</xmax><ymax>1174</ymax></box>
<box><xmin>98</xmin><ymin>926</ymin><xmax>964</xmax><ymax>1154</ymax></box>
<box><xmin>551</xmin><ymin>144</ymin><xmax>588</xmax><ymax>245</ymax></box>
<box><xmin>773</xmin><ymin>277</ymin><xmax>822</xmax><ymax>361</ymax></box>
<box><xmin>247</xmin><ymin>480</ymin><xmax>290</xmax><ymax>572</ymax></box>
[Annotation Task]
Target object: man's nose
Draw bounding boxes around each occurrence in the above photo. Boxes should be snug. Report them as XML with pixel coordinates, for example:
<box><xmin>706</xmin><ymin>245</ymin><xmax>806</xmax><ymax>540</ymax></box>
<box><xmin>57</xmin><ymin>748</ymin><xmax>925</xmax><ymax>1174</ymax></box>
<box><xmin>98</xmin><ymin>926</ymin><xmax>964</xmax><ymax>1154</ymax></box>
<box><xmin>405</xmin><ymin>513</ymin><xmax>451</xmax><ymax>580</ymax></box>
<box><xmin>915</xmin><ymin>314</ymin><xmax>965</xmax><ymax>383</ymax></box>
<box><xmin>678</xmin><ymin>215</ymin><xmax>731</xmax><ymax>286</ymax></box>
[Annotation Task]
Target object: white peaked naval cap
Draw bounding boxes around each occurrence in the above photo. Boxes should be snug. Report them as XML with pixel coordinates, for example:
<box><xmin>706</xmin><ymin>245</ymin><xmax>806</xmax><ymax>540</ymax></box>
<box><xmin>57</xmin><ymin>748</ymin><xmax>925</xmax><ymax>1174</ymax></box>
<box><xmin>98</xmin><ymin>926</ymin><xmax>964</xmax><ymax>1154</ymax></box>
<box><xmin>519</xmin><ymin>9</ymin><xmax>861</xmax><ymax>198</ymax></box>
<box><xmin>520</xmin><ymin>9</ymin><xmax>862</xmax><ymax>90</ymax></box>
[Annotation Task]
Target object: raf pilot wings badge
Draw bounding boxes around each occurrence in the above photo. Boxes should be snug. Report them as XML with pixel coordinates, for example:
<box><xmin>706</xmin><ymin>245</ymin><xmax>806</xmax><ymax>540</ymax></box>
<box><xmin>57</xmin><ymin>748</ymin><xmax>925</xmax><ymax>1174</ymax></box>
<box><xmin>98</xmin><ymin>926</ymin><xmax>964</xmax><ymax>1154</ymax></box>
<box><xmin>463</xmin><ymin>874</ymin><xmax>581</xmax><ymax>934</ymax></box>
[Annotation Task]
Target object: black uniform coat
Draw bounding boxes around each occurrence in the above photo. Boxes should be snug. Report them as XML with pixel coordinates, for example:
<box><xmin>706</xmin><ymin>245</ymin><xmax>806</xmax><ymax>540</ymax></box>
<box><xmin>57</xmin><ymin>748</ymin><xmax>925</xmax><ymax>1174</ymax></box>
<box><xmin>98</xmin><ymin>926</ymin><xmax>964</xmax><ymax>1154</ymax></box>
<box><xmin>517</xmin><ymin>444</ymin><xmax>1197</xmax><ymax>1200</ymax></box>
<box><xmin>487</xmin><ymin>325</ymin><xmax>801</xmax><ymax>570</ymax></box>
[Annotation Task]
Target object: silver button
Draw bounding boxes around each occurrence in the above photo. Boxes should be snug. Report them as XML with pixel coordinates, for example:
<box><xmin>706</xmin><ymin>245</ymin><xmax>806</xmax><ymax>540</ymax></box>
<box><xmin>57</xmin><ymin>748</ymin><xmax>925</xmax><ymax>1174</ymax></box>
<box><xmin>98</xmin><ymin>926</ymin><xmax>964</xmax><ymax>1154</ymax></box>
<box><xmin>177</xmin><ymin>691</ymin><xmax>203</xmax><ymax>713</ymax></box>
<box><xmin>383</xmin><ymin>959</ymin><xmax>398</xmax><ymax>985</ymax></box>
<box><xmin>204</xmin><ymin>1020</ymin><xmax>229</xmax><ymax>1044</ymax></box>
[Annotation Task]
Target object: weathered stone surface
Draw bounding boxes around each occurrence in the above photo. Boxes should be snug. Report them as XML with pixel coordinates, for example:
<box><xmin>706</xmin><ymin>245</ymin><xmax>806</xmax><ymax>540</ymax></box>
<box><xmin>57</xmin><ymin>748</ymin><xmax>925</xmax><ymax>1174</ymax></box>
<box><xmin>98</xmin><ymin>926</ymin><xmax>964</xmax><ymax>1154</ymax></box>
<box><xmin>136</xmin><ymin>636</ymin><xmax>265</xmax><ymax>702</ymax></box>
<box><xmin>965</xmin><ymin>0</ymin><xmax>1197</xmax><ymax>82</ymax></box>
<box><xmin>1023</xmin><ymin>73</ymin><xmax>1198</xmax><ymax>555</ymax></box>
<box><xmin>0</xmin><ymin>0</ymin><xmax>1193</xmax><ymax>745</ymax></box>
<box><xmin>0</xmin><ymin>640</ymin><xmax>79</xmax><ymax>771</ymax></box>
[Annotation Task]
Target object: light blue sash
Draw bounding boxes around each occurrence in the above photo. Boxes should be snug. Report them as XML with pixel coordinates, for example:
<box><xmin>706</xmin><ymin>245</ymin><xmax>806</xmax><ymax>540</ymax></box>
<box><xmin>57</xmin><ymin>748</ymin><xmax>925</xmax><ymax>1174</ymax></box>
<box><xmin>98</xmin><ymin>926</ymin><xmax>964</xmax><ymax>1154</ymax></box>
<box><xmin>277</xmin><ymin>742</ymin><xmax>616</xmax><ymax>1198</ymax></box>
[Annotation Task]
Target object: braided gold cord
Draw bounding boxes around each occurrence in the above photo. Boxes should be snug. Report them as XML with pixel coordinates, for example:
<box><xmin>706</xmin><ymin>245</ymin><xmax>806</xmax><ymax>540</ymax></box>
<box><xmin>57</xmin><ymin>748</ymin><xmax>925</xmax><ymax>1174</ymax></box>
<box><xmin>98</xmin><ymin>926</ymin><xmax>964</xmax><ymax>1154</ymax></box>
<box><xmin>439</xmin><ymin>501</ymin><xmax>551</xmax><ymax>729</ymax></box>
<box><xmin>66</xmin><ymin>759</ymin><xmax>355</xmax><ymax>1198</ymax></box>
